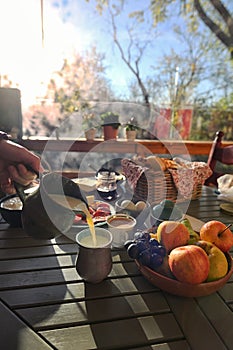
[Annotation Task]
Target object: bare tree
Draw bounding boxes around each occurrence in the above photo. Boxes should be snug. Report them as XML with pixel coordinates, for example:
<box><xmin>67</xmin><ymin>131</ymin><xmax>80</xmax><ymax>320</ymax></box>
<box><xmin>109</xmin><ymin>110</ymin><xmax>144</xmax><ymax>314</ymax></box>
<box><xmin>108</xmin><ymin>6</ymin><xmax>151</xmax><ymax>105</ymax></box>
<box><xmin>193</xmin><ymin>0</ymin><xmax>233</xmax><ymax>59</ymax></box>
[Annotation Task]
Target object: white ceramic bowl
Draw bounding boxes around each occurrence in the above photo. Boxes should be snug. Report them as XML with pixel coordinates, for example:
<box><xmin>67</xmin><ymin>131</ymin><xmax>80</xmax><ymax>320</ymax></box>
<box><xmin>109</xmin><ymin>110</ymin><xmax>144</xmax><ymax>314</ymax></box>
<box><xmin>115</xmin><ymin>198</ymin><xmax>151</xmax><ymax>228</ymax></box>
<box><xmin>0</xmin><ymin>194</ymin><xmax>23</xmax><ymax>227</ymax></box>
<box><xmin>107</xmin><ymin>213</ymin><xmax>137</xmax><ymax>248</ymax></box>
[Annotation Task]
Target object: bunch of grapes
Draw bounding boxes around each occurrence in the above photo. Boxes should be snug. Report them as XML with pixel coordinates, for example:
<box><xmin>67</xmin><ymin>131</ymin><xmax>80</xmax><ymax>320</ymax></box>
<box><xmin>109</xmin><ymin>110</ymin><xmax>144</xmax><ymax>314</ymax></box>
<box><xmin>125</xmin><ymin>231</ymin><xmax>166</xmax><ymax>270</ymax></box>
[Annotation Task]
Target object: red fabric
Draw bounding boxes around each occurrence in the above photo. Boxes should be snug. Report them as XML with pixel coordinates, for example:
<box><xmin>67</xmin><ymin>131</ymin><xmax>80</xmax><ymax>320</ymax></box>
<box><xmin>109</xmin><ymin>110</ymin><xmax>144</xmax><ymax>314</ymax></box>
<box><xmin>169</xmin><ymin>158</ymin><xmax>212</xmax><ymax>198</ymax></box>
<box><xmin>178</xmin><ymin>109</ymin><xmax>193</xmax><ymax>140</ymax></box>
<box><xmin>153</xmin><ymin>108</ymin><xmax>171</xmax><ymax>139</ymax></box>
<box><xmin>121</xmin><ymin>159</ymin><xmax>148</xmax><ymax>190</ymax></box>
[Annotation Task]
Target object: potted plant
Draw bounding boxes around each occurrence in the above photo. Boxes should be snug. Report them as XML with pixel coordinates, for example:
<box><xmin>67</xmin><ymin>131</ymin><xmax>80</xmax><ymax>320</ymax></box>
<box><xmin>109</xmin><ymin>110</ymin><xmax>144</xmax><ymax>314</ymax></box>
<box><xmin>82</xmin><ymin>113</ymin><xmax>97</xmax><ymax>140</ymax></box>
<box><xmin>100</xmin><ymin>112</ymin><xmax>121</xmax><ymax>140</ymax></box>
<box><xmin>125</xmin><ymin>117</ymin><xmax>139</xmax><ymax>141</ymax></box>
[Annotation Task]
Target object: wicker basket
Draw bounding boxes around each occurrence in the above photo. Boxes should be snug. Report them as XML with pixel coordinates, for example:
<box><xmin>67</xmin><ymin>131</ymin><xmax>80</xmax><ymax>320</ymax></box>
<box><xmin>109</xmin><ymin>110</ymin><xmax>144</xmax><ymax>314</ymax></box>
<box><xmin>133</xmin><ymin>168</ymin><xmax>202</xmax><ymax>204</ymax></box>
<box><xmin>121</xmin><ymin>157</ymin><xmax>209</xmax><ymax>204</ymax></box>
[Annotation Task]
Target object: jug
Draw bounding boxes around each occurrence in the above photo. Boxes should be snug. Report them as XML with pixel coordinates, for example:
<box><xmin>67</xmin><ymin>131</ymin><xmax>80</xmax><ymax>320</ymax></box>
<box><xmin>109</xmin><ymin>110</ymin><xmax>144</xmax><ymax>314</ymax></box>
<box><xmin>16</xmin><ymin>172</ymin><xmax>88</xmax><ymax>239</ymax></box>
<box><xmin>76</xmin><ymin>227</ymin><xmax>113</xmax><ymax>283</ymax></box>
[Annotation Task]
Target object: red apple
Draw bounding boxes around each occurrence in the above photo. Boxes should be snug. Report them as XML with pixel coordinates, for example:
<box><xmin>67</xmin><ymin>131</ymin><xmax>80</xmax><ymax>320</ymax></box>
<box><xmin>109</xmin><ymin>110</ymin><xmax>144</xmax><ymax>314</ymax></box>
<box><xmin>200</xmin><ymin>220</ymin><xmax>233</xmax><ymax>252</ymax></box>
<box><xmin>157</xmin><ymin>221</ymin><xmax>189</xmax><ymax>253</ymax></box>
<box><xmin>168</xmin><ymin>245</ymin><xmax>210</xmax><ymax>284</ymax></box>
<box><xmin>194</xmin><ymin>240</ymin><xmax>228</xmax><ymax>281</ymax></box>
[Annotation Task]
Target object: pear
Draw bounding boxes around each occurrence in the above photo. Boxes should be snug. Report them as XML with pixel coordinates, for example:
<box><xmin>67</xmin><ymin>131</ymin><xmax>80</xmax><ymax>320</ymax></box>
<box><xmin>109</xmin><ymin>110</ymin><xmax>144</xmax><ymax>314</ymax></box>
<box><xmin>194</xmin><ymin>240</ymin><xmax>228</xmax><ymax>281</ymax></box>
<box><xmin>182</xmin><ymin>218</ymin><xmax>200</xmax><ymax>244</ymax></box>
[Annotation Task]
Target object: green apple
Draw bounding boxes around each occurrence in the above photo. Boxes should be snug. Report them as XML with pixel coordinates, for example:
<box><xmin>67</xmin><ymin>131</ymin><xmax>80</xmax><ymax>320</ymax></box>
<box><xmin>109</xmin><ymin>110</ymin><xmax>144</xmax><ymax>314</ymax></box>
<box><xmin>194</xmin><ymin>240</ymin><xmax>228</xmax><ymax>282</ymax></box>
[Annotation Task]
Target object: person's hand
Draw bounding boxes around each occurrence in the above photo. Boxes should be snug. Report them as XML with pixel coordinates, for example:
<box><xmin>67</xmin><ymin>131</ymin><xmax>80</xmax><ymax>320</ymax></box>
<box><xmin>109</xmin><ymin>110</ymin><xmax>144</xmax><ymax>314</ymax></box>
<box><xmin>0</xmin><ymin>140</ymin><xmax>43</xmax><ymax>194</ymax></box>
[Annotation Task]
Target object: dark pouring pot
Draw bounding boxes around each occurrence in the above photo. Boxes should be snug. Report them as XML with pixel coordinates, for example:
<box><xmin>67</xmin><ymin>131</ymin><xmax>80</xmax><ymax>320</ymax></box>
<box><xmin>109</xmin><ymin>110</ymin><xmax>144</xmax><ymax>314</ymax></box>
<box><xmin>16</xmin><ymin>172</ymin><xmax>88</xmax><ymax>240</ymax></box>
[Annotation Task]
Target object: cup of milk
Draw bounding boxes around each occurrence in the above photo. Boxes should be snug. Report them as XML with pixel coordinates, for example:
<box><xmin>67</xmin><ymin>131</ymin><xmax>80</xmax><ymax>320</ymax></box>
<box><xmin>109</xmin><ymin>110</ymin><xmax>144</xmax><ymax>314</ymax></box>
<box><xmin>76</xmin><ymin>227</ymin><xmax>113</xmax><ymax>283</ymax></box>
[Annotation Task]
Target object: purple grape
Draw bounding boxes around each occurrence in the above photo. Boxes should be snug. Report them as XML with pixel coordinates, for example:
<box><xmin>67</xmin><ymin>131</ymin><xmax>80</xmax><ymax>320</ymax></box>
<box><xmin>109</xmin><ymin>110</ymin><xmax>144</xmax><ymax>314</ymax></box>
<box><xmin>127</xmin><ymin>243</ymin><xmax>140</xmax><ymax>259</ymax></box>
<box><xmin>149</xmin><ymin>238</ymin><xmax>160</xmax><ymax>247</ymax></box>
<box><xmin>157</xmin><ymin>245</ymin><xmax>166</xmax><ymax>257</ymax></box>
<box><xmin>138</xmin><ymin>249</ymin><xmax>151</xmax><ymax>266</ymax></box>
<box><xmin>134</xmin><ymin>231</ymin><xmax>150</xmax><ymax>242</ymax></box>
<box><xmin>124</xmin><ymin>239</ymin><xmax>135</xmax><ymax>250</ymax></box>
<box><xmin>150</xmin><ymin>245</ymin><xmax>160</xmax><ymax>255</ymax></box>
<box><xmin>136</xmin><ymin>240</ymin><xmax>148</xmax><ymax>252</ymax></box>
<box><xmin>142</xmin><ymin>232</ymin><xmax>151</xmax><ymax>241</ymax></box>
<box><xmin>149</xmin><ymin>253</ymin><xmax>163</xmax><ymax>270</ymax></box>
<box><xmin>134</xmin><ymin>231</ymin><xmax>145</xmax><ymax>240</ymax></box>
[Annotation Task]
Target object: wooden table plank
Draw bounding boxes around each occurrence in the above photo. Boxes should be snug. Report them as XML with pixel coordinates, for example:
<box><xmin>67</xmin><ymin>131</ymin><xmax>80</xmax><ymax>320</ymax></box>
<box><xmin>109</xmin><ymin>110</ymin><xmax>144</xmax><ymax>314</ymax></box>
<box><xmin>197</xmin><ymin>293</ymin><xmax>233</xmax><ymax>349</ymax></box>
<box><xmin>16</xmin><ymin>292</ymin><xmax>170</xmax><ymax>330</ymax></box>
<box><xmin>40</xmin><ymin>314</ymin><xmax>184</xmax><ymax>350</ymax></box>
<box><xmin>165</xmin><ymin>294</ymin><xmax>229</xmax><ymax>350</ymax></box>
<box><xmin>0</xmin><ymin>276</ymin><xmax>156</xmax><ymax>308</ymax></box>
<box><xmin>0</xmin><ymin>250</ymin><xmax>133</xmax><ymax>274</ymax></box>
<box><xmin>0</xmin><ymin>255</ymin><xmax>76</xmax><ymax>273</ymax></box>
<box><xmin>218</xmin><ymin>282</ymin><xmax>233</xmax><ymax>303</ymax></box>
<box><xmin>0</xmin><ymin>260</ymin><xmax>143</xmax><ymax>290</ymax></box>
<box><xmin>0</xmin><ymin>243</ymin><xmax>78</xmax><ymax>260</ymax></box>
<box><xmin>0</xmin><ymin>301</ymin><xmax>52</xmax><ymax>350</ymax></box>
<box><xmin>135</xmin><ymin>341</ymin><xmax>191</xmax><ymax>350</ymax></box>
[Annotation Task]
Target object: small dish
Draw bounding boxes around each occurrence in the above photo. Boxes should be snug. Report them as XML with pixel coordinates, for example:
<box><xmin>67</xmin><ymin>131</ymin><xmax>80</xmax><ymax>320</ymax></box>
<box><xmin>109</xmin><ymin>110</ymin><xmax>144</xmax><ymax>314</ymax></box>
<box><xmin>150</xmin><ymin>200</ymin><xmax>183</xmax><ymax>228</ymax></box>
<box><xmin>115</xmin><ymin>198</ymin><xmax>151</xmax><ymax>228</ymax></box>
<box><xmin>72</xmin><ymin>200</ymin><xmax>115</xmax><ymax>227</ymax></box>
<box><xmin>64</xmin><ymin>200</ymin><xmax>115</xmax><ymax>242</ymax></box>
<box><xmin>0</xmin><ymin>194</ymin><xmax>23</xmax><ymax>227</ymax></box>
<box><xmin>220</xmin><ymin>203</ymin><xmax>233</xmax><ymax>216</ymax></box>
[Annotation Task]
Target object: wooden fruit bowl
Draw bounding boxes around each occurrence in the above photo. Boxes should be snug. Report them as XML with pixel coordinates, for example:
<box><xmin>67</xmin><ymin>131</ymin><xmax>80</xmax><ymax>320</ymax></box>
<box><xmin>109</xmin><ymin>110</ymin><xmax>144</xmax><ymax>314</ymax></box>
<box><xmin>136</xmin><ymin>252</ymin><xmax>233</xmax><ymax>298</ymax></box>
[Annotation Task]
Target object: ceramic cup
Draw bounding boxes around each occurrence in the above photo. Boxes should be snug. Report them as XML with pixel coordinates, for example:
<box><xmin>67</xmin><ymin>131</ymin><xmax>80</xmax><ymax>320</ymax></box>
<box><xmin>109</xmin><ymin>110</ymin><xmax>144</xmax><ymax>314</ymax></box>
<box><xmin>76</xmin><ymin>227</ymin><xmax>113</xmax><ymax>283</ymax></box>
<box><xmin>107</xmin><ymin>213</ymin><xmax>136</xmax><ymax>248</ymax></box>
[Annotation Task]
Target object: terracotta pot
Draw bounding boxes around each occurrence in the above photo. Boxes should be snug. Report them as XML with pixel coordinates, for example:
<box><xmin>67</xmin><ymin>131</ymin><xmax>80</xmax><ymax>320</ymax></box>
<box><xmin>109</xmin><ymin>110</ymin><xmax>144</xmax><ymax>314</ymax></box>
<box><xmin>85</xmin><ymin>128</ymin><xmax>96</xmax><ymax>141</ymax></box>
<box><xmin>103</xmin><ymin>125</ymin><xmax>119</xmax><ymax>140</ymax></box>
<box><xmin>126</xmin><ymin>130</ymin><xmax>136</xmax><ymax>141</ymax></box>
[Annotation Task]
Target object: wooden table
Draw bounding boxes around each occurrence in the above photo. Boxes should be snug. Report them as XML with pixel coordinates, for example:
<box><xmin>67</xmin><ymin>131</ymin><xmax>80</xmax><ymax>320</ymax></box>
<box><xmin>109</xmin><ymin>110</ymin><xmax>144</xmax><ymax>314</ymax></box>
<box><xmin>0</xmin><ymin>186</ymin><xmax>232</xmax><ymax>350</ymax></box>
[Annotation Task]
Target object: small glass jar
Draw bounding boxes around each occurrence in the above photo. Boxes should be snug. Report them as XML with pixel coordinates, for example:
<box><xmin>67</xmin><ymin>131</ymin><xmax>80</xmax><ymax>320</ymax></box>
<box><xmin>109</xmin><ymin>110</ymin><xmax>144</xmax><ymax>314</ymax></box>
<box><xmin>96</xmin><ymin>171</ymin><xmax>117</xmax><ymax>200</ymax></box>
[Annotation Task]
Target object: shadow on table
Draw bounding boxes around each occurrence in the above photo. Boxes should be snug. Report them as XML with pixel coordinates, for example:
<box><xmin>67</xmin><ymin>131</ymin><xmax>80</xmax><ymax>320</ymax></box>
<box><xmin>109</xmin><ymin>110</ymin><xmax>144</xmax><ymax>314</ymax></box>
<box><xmin>0</xmin><ymin>239</ymin><xmax>68</xmax><ymax>350</ymax></box>
<box><xmin>83</xmin><ymin>250</ymin><xmax>182</xmax><ymax>349</ymax></box>
<box><xmin>84</xmin><ymin>280</ymin><xmax>183</xmax><ymax>349</ymax></box>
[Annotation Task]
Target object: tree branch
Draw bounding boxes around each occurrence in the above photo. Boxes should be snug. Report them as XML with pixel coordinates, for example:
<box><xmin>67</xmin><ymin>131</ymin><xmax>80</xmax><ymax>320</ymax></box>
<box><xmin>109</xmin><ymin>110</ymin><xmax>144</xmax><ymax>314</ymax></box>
<box><xmin>210</xmin><ymin>0</ymin><xmax>233</xmax><ymax>36</ymax></box>
<box><xmin>110</xmin><ymin>10</ymin><xmax>150</xmax><ymax>104</ymax></box>
<box><xmin>194</xmin><ymin>0</ymin><xmax>233</xmax><ymax>59</ymax></box>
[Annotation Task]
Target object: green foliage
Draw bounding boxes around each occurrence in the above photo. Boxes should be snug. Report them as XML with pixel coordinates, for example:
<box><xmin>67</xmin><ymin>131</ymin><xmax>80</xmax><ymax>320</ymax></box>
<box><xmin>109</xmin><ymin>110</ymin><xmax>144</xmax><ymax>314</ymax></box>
<box><xmin>54</xmin><ymin>87</ymin><xmax>84</xmax><ymax>115</ymax></box>
<box><xmin>100</xmin><ymin>112</ymin><xmax>121</xmax><ymax>128</ymax></box>
<box><xmin>82</xmin><ymin>113</ymin><xmax>98</xmax><ymax>130</ymax></box>
<box><xmin>190</xmin><ymin>96</ymin><xmax>233</xmax><ymax>141</ymax></box>
<box><xmin>125</xmin><ymin>117</ymin><xmax>139</xmax><ymax>131</ymax></box>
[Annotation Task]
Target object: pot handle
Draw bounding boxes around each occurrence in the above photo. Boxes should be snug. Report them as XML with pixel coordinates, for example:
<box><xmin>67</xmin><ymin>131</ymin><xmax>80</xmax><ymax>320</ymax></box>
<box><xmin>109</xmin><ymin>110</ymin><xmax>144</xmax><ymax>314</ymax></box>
<box><xmin>14</xmin><ymin>181</ymin><xmax>27</xmax><ymax>204</ymax></box>
<box><xmin>13</xmin><ymin>164</ymin><xmax>41</xmax><ymax>204</ymax></box>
